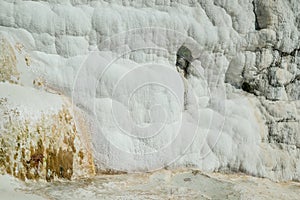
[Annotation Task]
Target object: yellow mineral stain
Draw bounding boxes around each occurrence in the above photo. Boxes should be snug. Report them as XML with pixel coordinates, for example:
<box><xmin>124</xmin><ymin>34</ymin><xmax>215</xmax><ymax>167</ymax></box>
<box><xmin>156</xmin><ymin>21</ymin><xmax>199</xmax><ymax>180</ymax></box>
<box><xmin>14</xmin><ymin>42</ymin><xmax>24</xmax><ymax>53</ymax></box>
<box><xmin>0</xmin><ymin>36</ymin><xmax>19</xmax><ymax>83</ymax></box>
<box><xmin>0</xmin><ymin>103</ymin><xmax>96</xmax><ymax>181</ymax></box>
<box><xmin>24</xmin><ymin>55</ymin><xmax>31</xmax><ymax>66</ymax></box>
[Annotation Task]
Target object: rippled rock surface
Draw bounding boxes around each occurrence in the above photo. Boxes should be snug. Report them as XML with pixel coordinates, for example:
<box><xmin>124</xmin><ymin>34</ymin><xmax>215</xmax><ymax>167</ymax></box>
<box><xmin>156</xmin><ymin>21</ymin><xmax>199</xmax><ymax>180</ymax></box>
<box><xmin>0</xmin><ymin>0</ymin><xmax>299</xmax><ymax>185</ymax></box>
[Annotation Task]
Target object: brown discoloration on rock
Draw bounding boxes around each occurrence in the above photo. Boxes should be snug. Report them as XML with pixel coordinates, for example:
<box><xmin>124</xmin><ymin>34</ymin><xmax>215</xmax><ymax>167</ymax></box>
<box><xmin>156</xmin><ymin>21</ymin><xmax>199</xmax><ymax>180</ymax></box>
<box><xmin>78</xmin><ymin>150</ymin><xmax>84</xmax><ymax>165</ymax></box>
<box><xmin>71</xmin><ymin>108</ymin><xmax>96</xmax><ymax>176</ymax></box>
<box><xmin>15</xmin><ymin>42</ymin><xmax>24</xmax><ymax>53</ymax></box>
<box><xmin>24</xmin><ymin>55</ymin><xmax>31</xmax><ymax>66</ymax></box>
<box><xmin>97</xmin><ymin>169</ymin><xmax>127</xmax><ymax>175</ymax></box>
<box><xmin>46</xmin><ymin>147</ymin><xmax>74</xmax><ymax>181</ymax></box>
<box><xmin>0</xmin><ymin>36</ymin><xmax>19</xmax><ymax>83</ymax></box>
<box><xmin>33</xmin><ymin>77</ymin><xmax>45</xmax><ymax>88</ymax></box>
<box><xmin>0</xmin><ymin>102</ymin><xmax>95</xmax><ymax>181</ymax></box>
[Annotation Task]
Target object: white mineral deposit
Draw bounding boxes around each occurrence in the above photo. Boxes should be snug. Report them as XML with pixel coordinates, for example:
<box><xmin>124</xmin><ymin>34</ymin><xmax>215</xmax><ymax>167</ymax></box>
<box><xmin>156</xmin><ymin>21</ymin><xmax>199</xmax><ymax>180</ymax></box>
<box><xmin>0</xmin><ymin>0</ymin><xmax>299</xmax><ymax>199</ymax></box>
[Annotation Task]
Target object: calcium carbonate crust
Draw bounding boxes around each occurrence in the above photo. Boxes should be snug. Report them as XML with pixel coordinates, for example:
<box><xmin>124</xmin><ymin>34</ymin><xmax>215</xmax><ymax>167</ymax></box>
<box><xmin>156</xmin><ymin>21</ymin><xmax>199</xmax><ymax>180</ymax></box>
<box><xmin>0</xmin><ymin>0</ymin><xmax>299</xmax><ymax>181</ymax></box>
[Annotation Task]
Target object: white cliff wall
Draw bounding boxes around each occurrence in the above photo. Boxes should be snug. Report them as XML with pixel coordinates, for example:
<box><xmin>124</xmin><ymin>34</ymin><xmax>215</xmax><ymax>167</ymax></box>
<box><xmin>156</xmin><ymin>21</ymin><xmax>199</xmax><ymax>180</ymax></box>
<box><xmin>0</xmin><ymin>0</ymin><xmax>299</xmax><ymax>181</ymax></box>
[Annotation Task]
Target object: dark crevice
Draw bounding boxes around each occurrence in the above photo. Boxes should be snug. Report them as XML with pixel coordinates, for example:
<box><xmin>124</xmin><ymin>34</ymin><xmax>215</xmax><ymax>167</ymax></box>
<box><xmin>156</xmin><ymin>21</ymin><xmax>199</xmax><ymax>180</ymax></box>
<box><xmin>276</xmin><ymin>117</ymin><xmax>298</xmax><ymax>123</ymax></box>
<box><xmin>289</xmin><ymin>74</ymin><xmax>300</xmax><ymax>84</ymax></box>
<box><xmin>252</xmin><ymin>1</ymin><xmax>261</xmax><ymax>30</ymax></box>
<box><xmin>239</xmin><ymin>46</ymin><xmax>300</xmax><ymax>100</ymax></box>
<box><xmin>241</xmin><ymin>82</ymin><xmax>254</xmax><ymax>93</ymax></box>
<box><xmin>273</xmin><ymin>47</ymin><xmax>300</xmax><ymax>57</ymax></box>
<box><xmin>262</xmin><ymin>99</ymin><xmax>299</xmax><ymax>147</ymax></box>
<box><xmin>241</xmin><ymin>81</ymin><xmax>260</xmax><ymax>97</ymax></box>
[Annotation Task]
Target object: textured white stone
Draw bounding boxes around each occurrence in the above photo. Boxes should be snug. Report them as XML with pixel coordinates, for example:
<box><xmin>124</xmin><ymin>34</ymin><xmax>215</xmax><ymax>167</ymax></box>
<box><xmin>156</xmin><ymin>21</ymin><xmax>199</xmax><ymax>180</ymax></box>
<box><xmin>55</xmin><ymin>35</ymin><xmax>89</xmax><ymax>57</ymax></box>
<box><xmin>0</xmin><ymin>0</ymin><xmax>299</xmax><ymax>182</ymax></box>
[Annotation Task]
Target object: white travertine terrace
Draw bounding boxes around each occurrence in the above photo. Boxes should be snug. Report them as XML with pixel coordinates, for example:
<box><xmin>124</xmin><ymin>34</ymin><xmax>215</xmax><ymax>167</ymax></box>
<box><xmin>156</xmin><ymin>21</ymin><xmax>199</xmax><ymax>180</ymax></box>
<box><xmin>0</xmin><ymin>0</ymin><xmax>299</xmax><ymax>182</ymax></box>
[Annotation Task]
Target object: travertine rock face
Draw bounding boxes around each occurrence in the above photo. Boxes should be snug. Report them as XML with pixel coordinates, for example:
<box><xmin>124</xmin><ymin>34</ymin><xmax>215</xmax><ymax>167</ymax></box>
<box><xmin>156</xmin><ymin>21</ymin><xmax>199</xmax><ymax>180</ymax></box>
<box><xmin>0</xmin><ymin>0</ymin><xmax>299</xmax><ymax>181</ymax></box>
<box><xmin>0</xmin><ymin>84</ymin><xmax>95</xmax><ymax>181</ymax></box>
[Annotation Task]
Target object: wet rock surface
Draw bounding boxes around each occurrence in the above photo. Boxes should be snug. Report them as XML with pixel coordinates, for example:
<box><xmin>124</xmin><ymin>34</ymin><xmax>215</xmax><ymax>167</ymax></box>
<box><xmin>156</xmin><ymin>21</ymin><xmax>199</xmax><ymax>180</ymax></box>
<box><xmin>2</xmin><ymin>170</ymin><xmax>300</xmax><ymax>200</ymax></box>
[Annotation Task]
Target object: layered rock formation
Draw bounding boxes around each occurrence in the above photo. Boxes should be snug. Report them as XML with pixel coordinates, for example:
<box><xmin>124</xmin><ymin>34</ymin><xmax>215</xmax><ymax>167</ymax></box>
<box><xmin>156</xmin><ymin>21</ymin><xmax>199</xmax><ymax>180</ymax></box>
<box><xmin>0</xmin><ymin>0</ymin><xmax>299</xmax><ymax>182</ymax></box>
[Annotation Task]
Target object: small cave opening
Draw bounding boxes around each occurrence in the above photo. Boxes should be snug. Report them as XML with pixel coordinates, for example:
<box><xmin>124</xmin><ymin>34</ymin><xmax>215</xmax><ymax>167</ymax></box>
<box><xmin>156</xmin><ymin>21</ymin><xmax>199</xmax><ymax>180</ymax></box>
<box><xmin>175</xmin><ymin>46</ymin><xmax>193</xmax><ymax>110</ymax></box>
<box><xmin>176</xmin><ymin>45</ymin><xmax>192</xmax><ymax>78</ymax></box>
<box><xmin>241</xmin><ymin>82</ymin><xmax>255</xmax><ymax>93</ymax></box>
